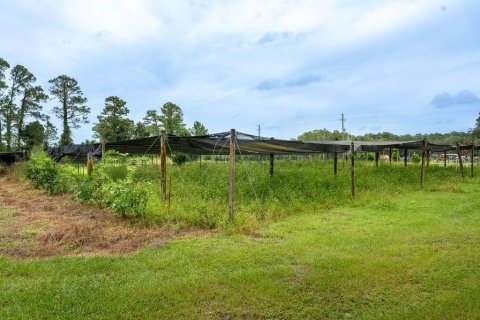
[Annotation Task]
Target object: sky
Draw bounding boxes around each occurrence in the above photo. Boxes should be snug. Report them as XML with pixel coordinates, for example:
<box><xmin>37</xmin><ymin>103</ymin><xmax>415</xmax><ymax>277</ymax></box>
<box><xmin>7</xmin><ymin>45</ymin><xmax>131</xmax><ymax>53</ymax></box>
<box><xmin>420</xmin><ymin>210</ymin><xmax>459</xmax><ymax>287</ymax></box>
<box><xmin>1</xmin><ymin>0</ymin><xmax>480</xmax><ymax>142</ymax></box>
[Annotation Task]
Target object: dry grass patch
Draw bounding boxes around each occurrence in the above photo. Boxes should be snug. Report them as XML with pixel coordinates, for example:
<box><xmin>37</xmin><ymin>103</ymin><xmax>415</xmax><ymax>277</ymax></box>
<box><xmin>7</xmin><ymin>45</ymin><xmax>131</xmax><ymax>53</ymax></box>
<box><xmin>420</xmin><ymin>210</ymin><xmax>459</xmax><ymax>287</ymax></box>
<box><xmin>0</xmin><ymin>178</ymin><xmax>209</xmax><ymax>259</ymax></box>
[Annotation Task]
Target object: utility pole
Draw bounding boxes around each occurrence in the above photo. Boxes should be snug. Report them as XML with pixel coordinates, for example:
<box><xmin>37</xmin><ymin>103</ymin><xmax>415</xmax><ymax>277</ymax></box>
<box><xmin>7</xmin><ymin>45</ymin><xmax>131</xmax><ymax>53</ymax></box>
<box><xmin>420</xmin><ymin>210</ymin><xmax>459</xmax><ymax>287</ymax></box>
<box><xmin>339</xmin><ymin>113</ymin><xmax>346</xmax><ymax>139</ymax></box>
<box><xmin>257</xmin><ymin>124</ymin><xmax>261</xmax><ymax>139</ymax></box>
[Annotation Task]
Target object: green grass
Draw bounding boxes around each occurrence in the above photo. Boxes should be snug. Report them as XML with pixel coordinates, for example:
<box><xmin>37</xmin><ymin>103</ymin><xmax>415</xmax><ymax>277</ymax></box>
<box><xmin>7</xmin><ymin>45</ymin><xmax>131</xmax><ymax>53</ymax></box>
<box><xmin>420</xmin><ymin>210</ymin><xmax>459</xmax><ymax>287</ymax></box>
<box><xmin>131</xmin><ymin>159</ymin><xmax>475</xmax><ymax>230</ymax></box>
<box><xmin>1</xmin><ymin>170</ymin><xmax>479</xmax><ymax>319</ymax></box>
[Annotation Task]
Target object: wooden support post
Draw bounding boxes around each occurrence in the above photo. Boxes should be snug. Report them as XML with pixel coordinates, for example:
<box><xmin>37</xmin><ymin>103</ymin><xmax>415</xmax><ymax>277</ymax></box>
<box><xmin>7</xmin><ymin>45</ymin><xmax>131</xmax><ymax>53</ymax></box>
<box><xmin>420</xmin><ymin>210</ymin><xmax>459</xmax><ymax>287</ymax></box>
<box><xmin>160</xmin><ymin>130</ymin><xmax>167</xmax><ymax>202</ymax></box>
<box><xmin>389</xmin><ymin>148</ymin><xmax>392</xmax><ymax>165</ymax></box>
<box><xmin>456</xmin><ymin>143</ymin><xmax>465</xmax><ymax>180</ymax></box>
<box><xmin>269</xmin><ymin>153</ymin><xmax>274</xmax><ymax>177</ymax></box>
<box><xmin>375</xmin><ymin>151</ymin><xmax>379</xmax><ymax>167</ymax></box>
<box><xmin>228</xmin><ymin>129</ymin><xmax>236</xmax><ymax>222</ymax></box>
<box><xmin>420</xmin><ymin>139</ymin><xmax>426</xmax><ymax>188</ymax></box>
<box><xmin>333</xmin><ymin>152</ymin><xmax>338</xmax><ymax>176</ymax></box>
<box><xmin>404</xmin><ymin>149</ymin><xmax>408</xmax><ymax>167</ymax></box>
<box><xmin>101</xmin><ymin>139</ymin><xmax>106</xmax><ymax>162</ymax></box>
<box><xmin>351</xmin><ymin>142</ymin><xmax>355</xmax><ymax>199</ymax></box>
<box><xmin>443</xmin><ymin>151</ymin><xmax>447</xmax><ymax>168</ymax></box>
<box><xmin>426</xmin><ymin>150</ymin><xmax>430</xmax><ymax>167</ymax></box>
<box><xmin>87</xmin><ymin>154</ymin><xmax>94</xmax><ymax>176</ymax></box>
<box><xmin>470</xmin><ymin>146</ymin><xmax>474</xmax><ymax>178</ymax></box>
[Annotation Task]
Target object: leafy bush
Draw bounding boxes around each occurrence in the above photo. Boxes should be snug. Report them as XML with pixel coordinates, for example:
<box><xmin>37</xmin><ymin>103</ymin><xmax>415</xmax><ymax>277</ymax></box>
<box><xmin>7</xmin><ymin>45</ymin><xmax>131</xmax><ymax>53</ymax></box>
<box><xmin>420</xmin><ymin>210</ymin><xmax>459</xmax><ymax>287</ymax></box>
<box><xmin>25</xmin><ymin>149</ymin><xmax>70</xmax><ymax>194</ymax></box>
<box><xmin>74</xmin><ymin>166</ymin><xmax>150</xmax><ymax>218</ymax></box>
<box><xmin>411</xmin><ymin>152</ymin><xmax>421</xmax><ymax>164</ymax></box>
<box><xmin>101</xmin><ymin>179</ymin><xmax>150</xmax><ymax>218</ymax></box>
<box><xmin>170</xmin><ymin>152</ymin><xmax>188</xmax><ymax>165</ymax></box>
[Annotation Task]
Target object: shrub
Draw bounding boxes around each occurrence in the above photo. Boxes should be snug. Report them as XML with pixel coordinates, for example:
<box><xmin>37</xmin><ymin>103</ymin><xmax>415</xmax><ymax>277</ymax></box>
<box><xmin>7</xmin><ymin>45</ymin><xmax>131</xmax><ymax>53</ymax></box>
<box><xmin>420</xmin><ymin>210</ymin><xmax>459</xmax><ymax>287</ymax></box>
<box><xmin>411</xmin><ymin>152</ymin><xmax>421</xmax><ymax>164</ymax></box>
<box><xmin>25</xmin><ymin>149</ymin><xmax>70</xmax><ymax>194</ymax></box>
<box><xmin>170</xmin><ymin>152</ymin><xmax>188</xmax><ymax>165</ymax></box>
<box><xmin>101</xmin><ymin>179</ymin><xmax>150</xmax><ymax>218</ymax></box>
<box><xmin>75</xmin><ymin>166</ymin><xmax>150</xmax><ymax>218</ymax></box>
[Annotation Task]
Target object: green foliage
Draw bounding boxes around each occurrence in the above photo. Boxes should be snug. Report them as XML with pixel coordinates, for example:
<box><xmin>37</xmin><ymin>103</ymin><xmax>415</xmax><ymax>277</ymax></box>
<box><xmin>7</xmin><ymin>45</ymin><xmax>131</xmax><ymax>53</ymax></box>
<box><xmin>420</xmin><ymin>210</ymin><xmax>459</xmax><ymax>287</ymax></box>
<box><xmin>132</xmin><ymin>122</ymin><xmax>150</xmax><ymax>139</ymax></box>
<box><xmin>92</xmin><ymin>96</ymin><xmax>134</xmax><ymax>142</ymax></box>
<box><xmin>2</xmin><ymin>182</ymin><xmax>480</xmax><ymax>319</ymax></box>
<box><xmin>74</xmin><ymin>165</ymin><xmax>150</xmax><ymax>218</ymax></box>
<box><xmin>25</xmin><ymin>148</ymin><xmax>70</xmax><ymax>194</ymax></box>
<box><xmin>411</xmin><ymin>152</ymin><xmax>421</xmax><ymax>164</ymax></box>
<box><xmin>49</xmin><ymin>75</ymin><xmax>89</xmax><ymax>146</ymax></box>
<box><xmin>101</xmin><ymin>178</ymin><xmax>150</xmax><ymax>218</ymax></box>
<box><xmin>21</xmin><ymin>121</ymin><xmax>46</xmax><ymax>149</ymax></box>
<box><xmin>16</xmin><ymin>85</ymin><xmax>48</xmax><ymax>149</ymax></box>
<box><xmin>170</xmin><ymin>152</ymin><xmax>188</xmax><ymax>165</ymax></box>
<box><xmin>143</xmin><ymin>109</ymin><xmax>161</xmax><ymax>136</ymax></box>
<box><xmin>189</xmin><ymin>121</ymin><xmax>208</xmax><ymax>136</ymax></box>
<box><xmin>159</xmin><ymin>102</ymin><xmax>187</xmax><ymax>134</ymax></box>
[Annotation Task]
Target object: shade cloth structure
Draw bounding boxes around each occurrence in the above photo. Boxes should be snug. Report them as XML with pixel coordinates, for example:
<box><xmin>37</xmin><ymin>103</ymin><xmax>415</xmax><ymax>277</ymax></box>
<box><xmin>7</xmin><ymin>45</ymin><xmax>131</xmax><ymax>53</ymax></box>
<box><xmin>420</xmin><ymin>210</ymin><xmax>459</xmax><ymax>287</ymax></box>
<box><xmin>0</xmin><ymin>152</ymin><xmax>27</xmax><ymax>165</ymax></box>
<box><xmin>47</xmin><ymin>143</ymin><xmax>102</xmax><ymax>162</ymax></box>
<box><xmin>46</xmin><ymin>131</ymin><xmax>477</xmax><ymax>161</ymax></box>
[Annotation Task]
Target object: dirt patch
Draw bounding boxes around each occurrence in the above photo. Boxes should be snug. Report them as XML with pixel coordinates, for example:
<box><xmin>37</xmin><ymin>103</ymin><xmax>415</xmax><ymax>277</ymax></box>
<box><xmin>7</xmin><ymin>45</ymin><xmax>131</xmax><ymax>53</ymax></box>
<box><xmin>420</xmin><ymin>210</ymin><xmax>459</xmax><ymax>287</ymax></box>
<box><xmin>0</xmin><ymin>178</ymin><xmax>210</xmax><ymax>259</ymax></box>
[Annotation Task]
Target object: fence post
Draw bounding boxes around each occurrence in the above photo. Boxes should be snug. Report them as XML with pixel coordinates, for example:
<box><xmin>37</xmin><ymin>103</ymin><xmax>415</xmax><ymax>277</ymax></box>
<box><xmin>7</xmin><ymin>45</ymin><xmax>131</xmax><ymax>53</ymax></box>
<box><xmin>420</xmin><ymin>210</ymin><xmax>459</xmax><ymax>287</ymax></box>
<box><xmin>444</xmin><ymin>151</ymin><xmax>447</xmax><ymax>168</ymax></box>
<box><xmin>160</xmin><ymin>130</ymin><xmax>167</xmax><ymax>202</ymax></box>
<box><xmin>87</xmin><ymin>154</ymin><xmax>94</xmax><ymax>176</ymax></box>
<box><xmin>456</xmin><ymin>143</ymin><xmax>465</xmax><ymax>180</ymax></box>
<box><xmin>228</xmin><ymin>129</ymin><xmax>236</xmax><ymax>222</ymax></box>
<box><xmin>389</xmin><ymin>148</ymin><xmax>392</xmax><ymax>165</ymax></box>
<box><xmin>375</xmin><ymin>151</ymin><xmax>379</xmax><ymax>167</ymax></box>
<box><xmin>101</xmin><ymin>139</ymin><xmax>106</xmax><ymax>163</ymax></box>
<box><xmin>471</xmin><ymin>145</ymin><xmax>474</xmax><ymax>178</ymax></box>
<box><xmin>420</xmin><ymin>139</ymin><xmax>426</xmax><ymax>188</ymax></box>
<box><xmin>269</xmin><ymin>153</ymin><xmax>274</xmax><ymax>177</ymax></box>
<box><xmin>404</xmin><ymin>149</ymin><xmax>408</xmax><ymax>167</ymax></box>
<box><xmin>333</xmin><ymin>151</ymin><xmax>338</xmax><ymax>176</ymax></box>
<box><xmin>351</xmin><ymin>142</ymin><xmax>355</xmax><ymax>199</ymax></box>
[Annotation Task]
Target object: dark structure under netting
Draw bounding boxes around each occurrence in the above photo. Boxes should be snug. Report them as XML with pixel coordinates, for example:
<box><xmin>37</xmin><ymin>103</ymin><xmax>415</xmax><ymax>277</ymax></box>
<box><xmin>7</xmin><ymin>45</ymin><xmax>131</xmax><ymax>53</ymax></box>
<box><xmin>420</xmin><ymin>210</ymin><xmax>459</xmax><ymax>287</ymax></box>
<box><xmin>45</xmin><ymin>130</ymin><xmax>477</xmax><ymax>161</ymax></box>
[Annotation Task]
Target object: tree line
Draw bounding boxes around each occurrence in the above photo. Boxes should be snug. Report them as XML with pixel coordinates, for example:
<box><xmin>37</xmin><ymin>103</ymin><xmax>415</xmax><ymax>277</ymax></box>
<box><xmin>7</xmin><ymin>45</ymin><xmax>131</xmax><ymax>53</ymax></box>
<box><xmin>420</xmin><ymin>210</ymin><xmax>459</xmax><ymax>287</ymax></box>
<box><xmin>298</xmin><ymin>123</ymin><xmax>480</xmax><ymax>145</ymax></box>
<box><xmin>2</xmin><ymin>56</ymin><xmax>479</xmax><ymax>151</ymax></box>
<box><xmin>0</xmin><ymin>57</ymin><xmax>208</xmax><ymax>151</ymax></box>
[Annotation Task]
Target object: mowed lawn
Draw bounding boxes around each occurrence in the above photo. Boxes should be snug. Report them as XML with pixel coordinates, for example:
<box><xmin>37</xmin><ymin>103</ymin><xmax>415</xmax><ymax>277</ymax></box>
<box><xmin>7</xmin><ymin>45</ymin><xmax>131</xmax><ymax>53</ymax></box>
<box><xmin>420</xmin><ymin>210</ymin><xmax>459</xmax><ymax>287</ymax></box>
<box><xmin>1</xmin><ymin>181</ymin><xmax>479</xmax><ymax>319</ymax></box>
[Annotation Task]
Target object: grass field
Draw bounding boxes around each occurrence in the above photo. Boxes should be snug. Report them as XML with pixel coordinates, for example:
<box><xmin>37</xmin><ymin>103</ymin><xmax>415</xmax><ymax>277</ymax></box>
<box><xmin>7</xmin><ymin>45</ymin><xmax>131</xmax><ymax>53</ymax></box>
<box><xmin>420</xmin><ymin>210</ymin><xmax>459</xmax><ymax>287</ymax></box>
<box><xmin>0</xmin><ymin>159</ymin><xmax>479</xmax><ymax>319</ymax></box>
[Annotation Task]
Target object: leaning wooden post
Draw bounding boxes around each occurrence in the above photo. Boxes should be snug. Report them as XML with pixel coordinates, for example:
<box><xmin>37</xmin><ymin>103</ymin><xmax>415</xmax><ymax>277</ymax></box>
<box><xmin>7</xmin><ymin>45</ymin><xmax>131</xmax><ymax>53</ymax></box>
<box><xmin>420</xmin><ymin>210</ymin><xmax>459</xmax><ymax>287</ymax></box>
<box><xmin>87</xmin><ymin>154</ymin><xmax>94</xmax><ymax>176</ymax></box>
<box><xmin>443</xmin><ymin>151</ymin><xmax>447</xmax><ymax>168</ymax></box>
<box><xmin>269</xmin><ymin>153</ymin><xmax>274</xmax><ymax>177</ymax></box>
<box><xmin>351</xmin><ymin>142</ymin><xmax>355</xmax><ymax>199</ymax></box>
<box><xmin>228</xmin><ymin>129</ymin><xmax>236</xmax><ymax>222</ymax></box>
<box><xmin>470</xmin><ymin>145</ymin><xmax>474</xmax><ymax>178</ymax></box>
<box><xmin>160</xmin><ymin>130</ymin><xmax>167</xmax><ymax>202</ymax></box>
<box><xmin>456</xmin><ymin>143</ymin><xmax>465</xmax><ymax>180</ymax></box>
<box><xmin>420</xmin><ymin>139</ymin><xmax>427</xmax><ymax>188</ymax></box>
<box><xmin>375</xmin><ymin>151</ymin><xmax>379</xmax><ymax>167</ymax></box>
<box><xmin>333</xmin><ymin>151</ymin><xmax>338</xmax><ymax>176</ymax></box>
<box><xmin>404</xmin><ymin>149</ymin><xmax>408</xmax><ymax>167</ymax></box>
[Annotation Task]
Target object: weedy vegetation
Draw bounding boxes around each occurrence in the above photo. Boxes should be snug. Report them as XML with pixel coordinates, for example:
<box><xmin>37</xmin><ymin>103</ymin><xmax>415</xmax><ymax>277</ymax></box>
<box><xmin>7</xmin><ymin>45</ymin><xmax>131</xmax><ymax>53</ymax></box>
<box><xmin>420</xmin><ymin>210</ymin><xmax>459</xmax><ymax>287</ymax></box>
<box><xmin>1</xmin><ymin>151</ymin><xmax>479</xmax><ymax>319</ymax></box>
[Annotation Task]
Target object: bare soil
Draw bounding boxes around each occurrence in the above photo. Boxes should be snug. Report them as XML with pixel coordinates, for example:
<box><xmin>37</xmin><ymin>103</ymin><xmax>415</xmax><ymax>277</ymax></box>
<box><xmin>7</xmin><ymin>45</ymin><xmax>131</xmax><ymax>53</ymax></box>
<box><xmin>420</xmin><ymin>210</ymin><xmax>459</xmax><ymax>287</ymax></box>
<box><xmin>0</xmin><ymin>177</ymin><xmax>209</xmax><ymax>259</ymax></box>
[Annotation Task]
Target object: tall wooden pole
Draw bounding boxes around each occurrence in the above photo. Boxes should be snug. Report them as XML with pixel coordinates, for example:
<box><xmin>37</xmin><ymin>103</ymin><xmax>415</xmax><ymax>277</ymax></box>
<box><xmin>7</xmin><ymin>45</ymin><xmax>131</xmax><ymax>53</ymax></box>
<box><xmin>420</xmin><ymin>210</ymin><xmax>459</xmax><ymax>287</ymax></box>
<box><xmin>426</xmin><ymin>150</ymin><xmax>430</xmax><ymax>167</ymax></box>
<box><xmin>160</xmin><ymin>130</ymin><xmax>167</xmax><ymax>202</ymax></box>
<box><xmin>443</xmin><ymin>151</ymin><xmax>447</xmax><ymax>168</ymax></box>
<box><xmin>470</xmin><ymin>146</ymin><xmax>474</xmax><ymax>178</ymax></box>
<box><xmin>420</xmin><ymin>139</ymin><xmax>426</xmax><ymax>188</ymax></box>
<box><xmin>456</xmin><ymin>143</ymin><xmax>465</xmax><ymax>180</ymax></box>
<box><xmin>269</xmin><ymin>153</ymin><xmax>274</xmax><ymax>177</ymax></box>
<box><xmin>228</xmin><ymin>129</ymin><xmax>236</xmax><ymax>222</ymax></box>
<box><xmin>333</xmin><ymin>152</ymin><xmax>338</xmax><ymax>176</ymax></box>
<box><xmin>404</xmin><ymin>149</ymin><xmax>408</xmax><ymax>167</ymax></box>
<box><xmin>101</xmin><ymin>139</ymin><xmax>106</xmax><ymax>162</ymax></box>
<box><xmin>351</xmin><ymin>142</ymin><xmax>355</xmax><ymax>199</ymax></box>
